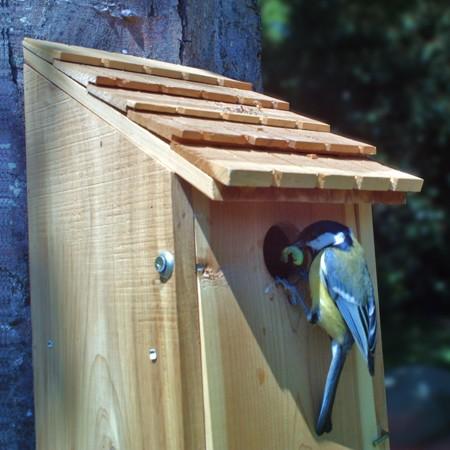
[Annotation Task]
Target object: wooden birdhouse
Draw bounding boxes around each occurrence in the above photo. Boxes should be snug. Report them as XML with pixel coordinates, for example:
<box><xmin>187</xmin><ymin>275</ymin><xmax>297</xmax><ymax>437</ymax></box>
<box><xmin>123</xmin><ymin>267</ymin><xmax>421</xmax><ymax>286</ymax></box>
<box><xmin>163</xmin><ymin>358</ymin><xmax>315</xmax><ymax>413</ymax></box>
<box><xmin>24</xmin><ymin>39</ymin><xmax>422</xmax><ymax>450</ymax></box>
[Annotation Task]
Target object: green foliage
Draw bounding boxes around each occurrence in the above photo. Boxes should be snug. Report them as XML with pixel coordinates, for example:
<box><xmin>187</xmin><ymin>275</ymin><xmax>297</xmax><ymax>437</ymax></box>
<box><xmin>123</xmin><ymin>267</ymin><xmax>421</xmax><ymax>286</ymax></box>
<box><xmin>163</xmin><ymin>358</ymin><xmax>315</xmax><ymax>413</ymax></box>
<box><xmin>261</xmin><ymin>0</ymin><xmax>450</xmax><ymax>368</ymax></box>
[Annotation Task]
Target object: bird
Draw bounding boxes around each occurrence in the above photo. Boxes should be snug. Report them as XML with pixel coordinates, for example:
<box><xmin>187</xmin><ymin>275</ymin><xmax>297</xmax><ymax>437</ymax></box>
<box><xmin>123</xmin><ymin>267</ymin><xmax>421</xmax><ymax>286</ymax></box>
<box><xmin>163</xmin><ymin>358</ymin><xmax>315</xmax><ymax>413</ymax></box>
<box><xmin>276</xmin><ymin>220</ymin><xmax>377</xmax><ymax>435</ymax></box>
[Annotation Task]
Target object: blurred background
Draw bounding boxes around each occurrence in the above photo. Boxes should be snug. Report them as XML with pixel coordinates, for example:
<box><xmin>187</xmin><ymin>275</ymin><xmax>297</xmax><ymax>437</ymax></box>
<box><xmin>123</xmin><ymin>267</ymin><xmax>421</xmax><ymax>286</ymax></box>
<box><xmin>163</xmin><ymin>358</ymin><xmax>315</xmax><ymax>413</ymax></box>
<box><xmin>260</xmin><ymin>1</ymin><xmax>450</xmax><ymax>448</ymax></box>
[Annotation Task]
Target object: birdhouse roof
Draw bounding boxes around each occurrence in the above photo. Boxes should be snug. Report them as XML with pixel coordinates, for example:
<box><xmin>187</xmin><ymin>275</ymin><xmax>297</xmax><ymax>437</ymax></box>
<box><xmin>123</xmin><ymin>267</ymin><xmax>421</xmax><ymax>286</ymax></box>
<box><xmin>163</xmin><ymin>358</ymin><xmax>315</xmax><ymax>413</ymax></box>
<box><xmin>23</xmin><ymin>38</ymin><xmax>423</xmax><ymax>203</ymax></box>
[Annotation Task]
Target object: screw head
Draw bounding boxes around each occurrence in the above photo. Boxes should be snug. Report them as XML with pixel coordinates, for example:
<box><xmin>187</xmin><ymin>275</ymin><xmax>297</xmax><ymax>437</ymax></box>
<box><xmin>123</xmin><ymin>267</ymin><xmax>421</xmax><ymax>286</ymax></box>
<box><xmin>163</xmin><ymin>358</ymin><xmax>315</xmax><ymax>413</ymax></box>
<box><xmin>196</xmin><ymin>263</ymin><xmax>206</xmax><ymax>274</ymax></box>
<box><xmin>154</xmin><ymin>251</ymin><xmax>174</xmax><ymax>282</ymax></box>
<box><xmin>148</xmin><ymin>348</ymin><xmax>158</xmax><ymax>362</ymax></box>
<box><xmin>154</xmin><ymin>255</ymin><xmax>167</xmax><ymax>273</ymax></box>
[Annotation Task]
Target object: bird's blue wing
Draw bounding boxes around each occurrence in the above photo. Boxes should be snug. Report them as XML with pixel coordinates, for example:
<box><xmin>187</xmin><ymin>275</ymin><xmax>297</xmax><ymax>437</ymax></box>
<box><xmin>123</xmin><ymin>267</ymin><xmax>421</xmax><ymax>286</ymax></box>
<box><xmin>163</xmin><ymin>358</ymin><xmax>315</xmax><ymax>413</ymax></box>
<box><xmin>321</xmin><ymin>247</ymin><xmax>377</xmax><ymax>368</ymax></box>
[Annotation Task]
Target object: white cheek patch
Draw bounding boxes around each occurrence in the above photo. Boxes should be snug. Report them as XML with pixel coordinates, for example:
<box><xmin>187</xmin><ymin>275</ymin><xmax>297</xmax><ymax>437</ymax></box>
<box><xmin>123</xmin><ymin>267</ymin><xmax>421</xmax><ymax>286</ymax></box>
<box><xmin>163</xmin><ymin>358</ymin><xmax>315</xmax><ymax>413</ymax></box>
<box><xmin>334</xmin><ymin>232</ymin><xmax>346</xmax><ymax>246</ymax></box>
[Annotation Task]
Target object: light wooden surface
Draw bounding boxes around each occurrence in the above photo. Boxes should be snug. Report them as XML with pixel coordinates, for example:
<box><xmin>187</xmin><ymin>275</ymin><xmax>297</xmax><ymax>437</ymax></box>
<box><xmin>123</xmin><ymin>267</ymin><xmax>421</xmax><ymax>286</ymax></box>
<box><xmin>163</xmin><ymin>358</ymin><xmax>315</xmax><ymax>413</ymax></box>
<box><xmin>25</xmin><ymin>66</ymin><xmax>191</xmax><ymax>450</ymax></box>
<box><xmin>355</xmin><ymin>204</ymin><xmax>390</xmax><ymax>449</ymax></box>
<box><xmin>23</xmin><ymin>48</ymin><xmax>224</xmax><ymax>201</ymax></box>
<box><xmin>214</xmin><ymin>186</ymin><xmax>406</xmax><ymax>204</ymax></box>
<box><xmin>172</xmin><ymin>143</ymin><xmax>423</xmax><ymax>191</ymax></box>
<box><xmin>344</xmin><ymin>205</ymin><xmax>380</xmax><ymax>449</ymax></box>
<box><xmin>171</xmin><ymin>176</ymin><xmax>206</xmax><ymax>450</ymax></box>
<box><xmin>23</xmin><ymin>37</ymin><xmax>253</xmax><ymax>90</ymax></box>
<box><xmin>129</xmin><ymin>112</ymin><xmax>376</xmax><ymax>155</ymax></box>
<box><xmin>87</xmin><ymin>85</ymin><xmax>330</xmax><ymax>131</ymax></box>
<box><xmin>52</xmin><ymin>60</ymin><xmax>288</xmax><ymax>109</ymax></box>
<box><xmin>24</xmin><ymin>48</ymin><xmax>408</xmax><ymax>205</ymax></box>
<box><xmin>25</xmin><ymin>40</ymin><xmax>424</xmax><ymax>200</ymax></box>
<box><xmin>193</xmin><ymin>193</ymin><xmax>391</xmax><ymax>449</ymax></box>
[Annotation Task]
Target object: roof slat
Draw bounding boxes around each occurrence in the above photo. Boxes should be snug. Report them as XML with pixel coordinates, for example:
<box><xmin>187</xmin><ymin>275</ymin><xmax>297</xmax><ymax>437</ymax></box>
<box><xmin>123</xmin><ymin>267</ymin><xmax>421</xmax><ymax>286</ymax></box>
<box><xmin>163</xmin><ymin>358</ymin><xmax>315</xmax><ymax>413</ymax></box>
<box><xmin>129</xmin><ymin>112</ymin><xmax>376</xmax><ymax>156</ymax></box>
<box><xmin>87</xmin><ymin>85</ymin><xmax>330</xmax><ymax>131</ymax></box>
<box><xmin>170</xmin><ymin>143</ymin><xmax>423</xmax><ymax>192</ymax></box>
<box><xmin>23</xmin><ymin>38</ymin><xmax>253</xmax><ymax>90</ymax></box>
<box><xmin>53</xmin><ymin>60</ymin><xmax>289</xmax><ymax>110</ymax></box>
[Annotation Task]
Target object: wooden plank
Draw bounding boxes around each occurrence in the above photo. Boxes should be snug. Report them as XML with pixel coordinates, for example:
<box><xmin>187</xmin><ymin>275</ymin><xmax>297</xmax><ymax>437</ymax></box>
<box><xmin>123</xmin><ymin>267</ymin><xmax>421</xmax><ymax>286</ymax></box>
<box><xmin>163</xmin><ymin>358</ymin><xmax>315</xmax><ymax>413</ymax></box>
<box><xmin>171</xmin><ymin>144</ymin><xmax>423</xmax><ymax>191</ymax></box>
<box><xmin>192</xmin><ymin>192</ymin><xmax>225</xmax><ymax>450</ymax></box>
<box><xmin>172</xmin><ymin>144</ymin><xmax>275</xmax><ymax>187</ymax></box>
<box><xmin>129</xmin><ymin>112</ymin><xmax>376</xmax><ymax>156</ymax></box>
<box><xmin>171</xmin><ymin>176</ymin><xmax>206</xmax><ymax>450</ymax></box>
<box><xmin>215</xmin><ymin>186</ymin><xmax>406</xmax><ymax>204</ymax></box>
<box><xmin>87</xmin><ymin>85</ymin><xmax>330</xmax><ymax>131</ymax></box>
<box><xmin>355</xmin><ymin>204</ymin><xmax>390</xmax><ymax>449</ymax></box>
<box><xmin>344</xmin><ymin>205</ymin><xmax>379</xmax><ymax>449</ymax></box>
<box><xmin>52</xmin><ymin>60</ymin><xmax>289</xmax><ymax>110</ymax></box>
<box><xmin>172</xmin><ymin>143</ymin><xmax>319</xmax><ymax>188</ymax></box>
<box><xmin>273</xmin><ymin>153</ymin><xmax>422</xmax><ymax>192</ymax></box>
<box><xmin>192</xmin><ymin>193</ymin><xmax>364</xmax><ymax>449</ymax></box>
<box><xmin>23</xmin><ymin>37</ymin><xmax>253</xmax><ymax>90</ymax></box>
<box><xmin>23</xmin><ymin>48</ymin><xmax>225</xmax><ymax>202</ymax></box>
<box><xmin>25</xmin><ymin>65</ymin><xmax>188</xmax><ymax>449</ymax></box>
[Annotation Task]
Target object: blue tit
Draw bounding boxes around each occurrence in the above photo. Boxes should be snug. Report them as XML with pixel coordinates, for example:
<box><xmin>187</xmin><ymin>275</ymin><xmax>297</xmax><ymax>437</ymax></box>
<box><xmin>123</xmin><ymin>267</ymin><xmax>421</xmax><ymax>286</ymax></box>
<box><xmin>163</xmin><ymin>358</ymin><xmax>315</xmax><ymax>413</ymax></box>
<box><xmin>279</xmin><ymin>220</ymin><xmax>377</xmax><ymax>435</ymax></box>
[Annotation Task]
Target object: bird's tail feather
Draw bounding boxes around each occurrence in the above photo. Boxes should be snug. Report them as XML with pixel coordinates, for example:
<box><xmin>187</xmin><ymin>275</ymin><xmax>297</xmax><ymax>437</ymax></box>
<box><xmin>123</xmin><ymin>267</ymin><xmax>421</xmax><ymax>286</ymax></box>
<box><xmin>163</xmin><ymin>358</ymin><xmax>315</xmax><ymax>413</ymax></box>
<box><xmin>316</xmin><ymin>340</ymin><xmax>348</xmax><ymax>435</ymax></box>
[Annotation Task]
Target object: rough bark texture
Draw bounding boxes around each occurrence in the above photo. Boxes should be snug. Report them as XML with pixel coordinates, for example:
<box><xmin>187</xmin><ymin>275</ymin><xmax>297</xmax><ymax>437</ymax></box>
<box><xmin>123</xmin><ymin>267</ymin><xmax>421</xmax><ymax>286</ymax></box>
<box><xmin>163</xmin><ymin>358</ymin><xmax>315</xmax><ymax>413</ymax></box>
<box><xmin>0</xmin><ymin>2</ymin><xmax>261</xmax><ymax>448</ymax></box>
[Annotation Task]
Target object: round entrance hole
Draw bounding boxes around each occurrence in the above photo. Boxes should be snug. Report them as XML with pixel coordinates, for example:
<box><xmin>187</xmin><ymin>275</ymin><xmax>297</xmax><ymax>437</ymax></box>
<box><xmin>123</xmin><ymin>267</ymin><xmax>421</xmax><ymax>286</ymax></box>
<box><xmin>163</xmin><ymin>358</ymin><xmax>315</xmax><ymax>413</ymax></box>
<box><xmin>263</xmin><ymin>222</ymin><xmax>299</xmax><ymax>278</ymax></box>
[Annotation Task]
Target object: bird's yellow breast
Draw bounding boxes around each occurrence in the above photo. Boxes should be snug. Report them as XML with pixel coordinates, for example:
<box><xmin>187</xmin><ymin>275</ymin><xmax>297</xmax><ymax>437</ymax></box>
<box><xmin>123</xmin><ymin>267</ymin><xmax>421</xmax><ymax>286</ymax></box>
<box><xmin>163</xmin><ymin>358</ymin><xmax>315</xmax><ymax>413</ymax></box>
<box><xmin>309</xmin><ymin>251</ymin><xmax>348</xmax><ymax>343</ymax></box>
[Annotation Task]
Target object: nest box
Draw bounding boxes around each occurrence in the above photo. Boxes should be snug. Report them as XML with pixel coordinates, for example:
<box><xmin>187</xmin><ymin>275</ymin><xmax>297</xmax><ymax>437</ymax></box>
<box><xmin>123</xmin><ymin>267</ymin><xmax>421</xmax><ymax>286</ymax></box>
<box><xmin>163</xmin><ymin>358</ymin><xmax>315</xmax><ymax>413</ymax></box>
<box><xmin>24</xmin><ymin>39</ymin><xmax>422</xmax><ymax>450</ymax></box>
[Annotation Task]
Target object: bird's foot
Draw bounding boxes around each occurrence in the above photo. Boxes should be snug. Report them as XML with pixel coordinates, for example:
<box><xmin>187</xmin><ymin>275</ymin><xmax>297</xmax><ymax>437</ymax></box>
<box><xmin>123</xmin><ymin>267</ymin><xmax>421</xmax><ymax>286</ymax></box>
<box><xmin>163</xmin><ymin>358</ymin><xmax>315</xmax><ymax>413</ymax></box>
<box><xmin>275</xmin><ymin>276</ymin><xmax>301</xmax><ymax>306</ymax></box>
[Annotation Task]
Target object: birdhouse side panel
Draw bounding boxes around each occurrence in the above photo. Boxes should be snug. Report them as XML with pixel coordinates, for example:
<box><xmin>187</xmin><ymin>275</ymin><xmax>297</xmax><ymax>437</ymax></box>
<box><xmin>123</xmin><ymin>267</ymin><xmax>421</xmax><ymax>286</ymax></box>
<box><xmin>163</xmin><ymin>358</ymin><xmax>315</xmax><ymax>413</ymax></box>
<box><xmin>193</xmin><ymin>196</ymin><xmax>388</xmax><ymax>450</ymax></box>
<box><xmin>25</xmin><ymin>66</ymin><xmax>186</xmax><ymax>450</ymax></box>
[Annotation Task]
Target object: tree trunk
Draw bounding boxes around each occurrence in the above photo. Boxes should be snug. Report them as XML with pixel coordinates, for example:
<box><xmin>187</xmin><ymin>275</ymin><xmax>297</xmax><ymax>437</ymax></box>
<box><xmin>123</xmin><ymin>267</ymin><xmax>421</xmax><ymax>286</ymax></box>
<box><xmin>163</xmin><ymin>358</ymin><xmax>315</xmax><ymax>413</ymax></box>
<box><xmin>0</xmin><ymin>2</ymin><xmax>261</xmax><ymax>448</ymax></box>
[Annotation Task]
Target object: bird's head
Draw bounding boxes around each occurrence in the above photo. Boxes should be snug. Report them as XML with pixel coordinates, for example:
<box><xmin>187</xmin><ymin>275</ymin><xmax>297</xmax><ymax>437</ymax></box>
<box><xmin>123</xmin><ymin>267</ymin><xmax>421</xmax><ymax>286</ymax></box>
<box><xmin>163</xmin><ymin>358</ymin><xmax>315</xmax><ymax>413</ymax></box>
<box><xmin>294</xmin><ymin>220</ymin><xmax>354</xmax><ymax>256</ymax></box>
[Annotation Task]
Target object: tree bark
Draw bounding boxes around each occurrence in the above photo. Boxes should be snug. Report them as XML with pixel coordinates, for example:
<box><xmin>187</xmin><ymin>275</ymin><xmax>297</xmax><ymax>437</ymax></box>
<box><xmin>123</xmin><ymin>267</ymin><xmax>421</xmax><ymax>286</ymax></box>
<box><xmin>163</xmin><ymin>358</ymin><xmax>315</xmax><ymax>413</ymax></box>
<box><xmin>0</xmin><ymin>2</ymin><xmax>261</xmax><ymax>448</ymax></box>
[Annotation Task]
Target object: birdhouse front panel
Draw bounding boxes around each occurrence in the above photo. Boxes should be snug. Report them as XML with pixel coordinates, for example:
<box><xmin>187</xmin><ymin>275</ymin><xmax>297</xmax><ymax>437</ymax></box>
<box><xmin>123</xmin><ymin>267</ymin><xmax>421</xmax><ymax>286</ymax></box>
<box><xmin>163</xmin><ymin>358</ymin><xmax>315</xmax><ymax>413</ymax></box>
<box><xmin>24</xmin><ymin>39</ymin><xmax>422</xmax><ymax>450</ymax></box>
<box><xmin>194</xmin><ymin>198</ymin><xmax>386</xmax><ymax>450</ymax></box>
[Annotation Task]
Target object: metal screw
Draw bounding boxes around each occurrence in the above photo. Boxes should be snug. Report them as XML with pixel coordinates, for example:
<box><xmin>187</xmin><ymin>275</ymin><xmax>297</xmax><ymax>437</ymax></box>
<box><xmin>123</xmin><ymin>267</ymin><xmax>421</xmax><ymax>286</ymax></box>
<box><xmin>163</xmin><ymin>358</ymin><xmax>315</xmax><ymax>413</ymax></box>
<box><xmin>47</xmin><ymin>340</ymin><xmax>54</xmax><ymax>349</ymax></box>
<box><xmin>148</xmin><ymin>348</ymin><xmax>158</xmax><ymax>363</ymax></box>
<box><xmin>195</xmin><ymin>263</ymin><xmax>206</xmax><ymax>274</ymax></box>
<box><xmin>154</xmin><ymin>251</ymin><xmax>174</xmax><ymax>282</ymax></box>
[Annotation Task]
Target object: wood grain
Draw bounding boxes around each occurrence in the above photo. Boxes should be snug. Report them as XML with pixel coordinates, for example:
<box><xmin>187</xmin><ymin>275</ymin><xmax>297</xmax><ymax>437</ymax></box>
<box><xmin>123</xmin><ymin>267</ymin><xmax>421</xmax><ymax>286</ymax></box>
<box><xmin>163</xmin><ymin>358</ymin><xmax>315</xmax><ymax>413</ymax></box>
<box><xmin>214</xmin><ymin>186</ymin><xmax>406</xmax><ymax>204</ymax></box>
<box><xmin>23</xmin><ymin>48</ymin><xmax>224</xmax><ymax>202</ymax></box>
<box><xmin>171</xmin><ymin>176</ymin><xmax>206</xmax><ymax>450</ymax></box>
<box><xmin>52</xmin><ymin>60</ymin><xmax>288</xmax><ymax>110</ymax></box>
<box><xmin>23</xmin><ymin>50</ymin><xmax>411</xmax><ymax>206</ymax></box>
<box><xmin>344</xmin><ymin>204</ymin><xmax>379</xmax><ymax>449</ymax></box>
<box><xmin>171</xmin><ymin>143</ymin><xmax>423</xmax><ymax>191</ymax></box>
<box><xmin>355</xmin><ymin>203</ymin><xmax>390</xmax><ymax>449</ymax></box>
<box><xmin>130</xmin><ymin>112</ymin><xmax>376</xmax><ymax>156</ymax></box>
<box><xmin>193</xmin><ymin>194</ymin><xmax>379</xmax><ymax>449</ymax></box>
<box><xmin>26</xmin><ymin>66</ymin><xmax>188</xmax><ymax>450</ymax></box>
<box><xmin>87</xmin><ymin>85</ymin><xmax>330</xmax><ymax>131</ymax></box>
<box><xmin>23</xmin><ymin>37</ymin><xmax>253</xmax><ymax>90</ymax></box>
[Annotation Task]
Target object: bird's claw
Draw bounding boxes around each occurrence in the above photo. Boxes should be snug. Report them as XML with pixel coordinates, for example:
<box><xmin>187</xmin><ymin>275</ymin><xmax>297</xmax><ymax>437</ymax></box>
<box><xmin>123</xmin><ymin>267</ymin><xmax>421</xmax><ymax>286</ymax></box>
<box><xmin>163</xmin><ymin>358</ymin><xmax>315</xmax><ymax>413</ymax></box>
<box><xmin>275</xmin><ymin>276</ymin><xmax>300</xmax><ymax>306</ymax></box>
